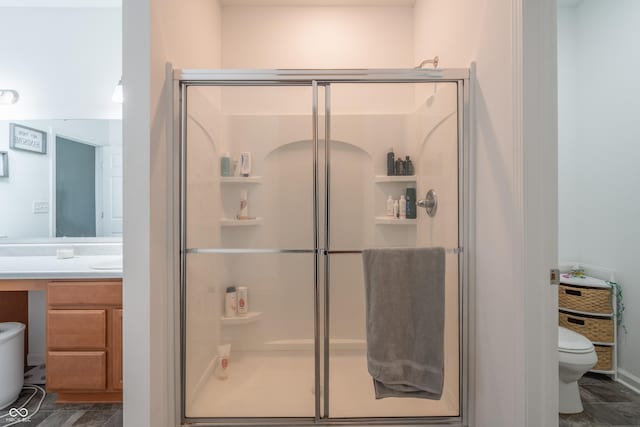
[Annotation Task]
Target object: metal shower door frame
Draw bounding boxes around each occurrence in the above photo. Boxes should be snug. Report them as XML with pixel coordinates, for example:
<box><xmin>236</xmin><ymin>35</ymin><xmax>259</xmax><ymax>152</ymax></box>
<box><xmin>176</xmin><ymin>68</ymin><xmax>471</xmax><ymax>427</ymax></box>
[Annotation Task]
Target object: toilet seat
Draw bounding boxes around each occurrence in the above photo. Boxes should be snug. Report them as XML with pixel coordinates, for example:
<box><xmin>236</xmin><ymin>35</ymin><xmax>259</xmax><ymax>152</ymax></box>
<box><xmin>559</xmin><ymin>326</ymin><xmax>594</xmax><ymax>354</ymax></box>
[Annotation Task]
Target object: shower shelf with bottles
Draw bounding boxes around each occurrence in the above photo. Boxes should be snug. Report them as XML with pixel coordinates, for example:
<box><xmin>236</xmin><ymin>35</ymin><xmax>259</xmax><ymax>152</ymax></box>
<box><xmin>221</xmin><ymin>311</ymin><xmax>262</xmax><ymax>325</ymax></box>
<box><xmin>220</xmin><ymin>218</ymin><xmax>263</xmax><ymax>226</ymax></box>
<box><xmin>374</xmin><ymin>217</ymin><xmax>416</xmax><ymax>225</ymax></box>
<box><xmin>374</xmin><ymin>175</ymin><xmax>417</xmax><ymax>183</ymax></box>
<box><xmin>374</xmin><ymin>171</ymin><xmax>418</xmax><ymax>225</ymax></box>
<box><xmin>220</xmin><ymin>176</ymin><xmax>263</xmax><ymax>184</ymax></box>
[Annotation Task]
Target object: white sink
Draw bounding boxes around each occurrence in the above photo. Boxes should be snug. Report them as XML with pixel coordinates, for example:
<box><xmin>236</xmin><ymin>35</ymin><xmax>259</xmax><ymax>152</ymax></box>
<box><xmin>90</xmin><ymin>257</ymin><xmax>123</xmax><ymax>271</ymax></box>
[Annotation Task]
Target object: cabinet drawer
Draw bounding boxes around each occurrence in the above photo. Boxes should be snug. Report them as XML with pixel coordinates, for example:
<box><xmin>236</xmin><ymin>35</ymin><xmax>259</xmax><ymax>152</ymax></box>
<box><xmin>594</xmin><ymin>345</ymin><xmax>613</xmax><ymax>371</ymax></box>
<box><xmin>47</xmin><ymin>310</ymin><xmax>106</xmax><ymax>349</ymax></box>
<box><xmin>47</xmin><ymin>351</ymin><xmax>106</xmax><ymax>391</ymax></box>
<box><xmin>559</xmin><ymin>311</ymin><xmax>614</xmax><ymax>343</ymax></box>
<box><xmin>48</xmin><ymin>281</ymin><xmax>122</xmax><ymax>306</ymax></box>
<box><xmin>558</xmin><ymin>284</ymin><xmax>612</xmax><ymax>314</ymax></box>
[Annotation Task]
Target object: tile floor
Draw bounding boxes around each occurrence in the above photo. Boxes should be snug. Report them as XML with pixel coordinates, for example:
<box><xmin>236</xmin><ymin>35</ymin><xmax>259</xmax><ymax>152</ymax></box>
<box><xmin>3</xmin><ymin>372</ymin><xmax>636</xmax><ymax>426</ymax></box>
<box><xmin>1</xmin><ymin>390</ymin><xmax>122</xmax><ymax>427</ymax></box>
<box><xmin>560</xmin><ymin>373</ymin><xmax>640</xmax><ymax>426</ymax></box>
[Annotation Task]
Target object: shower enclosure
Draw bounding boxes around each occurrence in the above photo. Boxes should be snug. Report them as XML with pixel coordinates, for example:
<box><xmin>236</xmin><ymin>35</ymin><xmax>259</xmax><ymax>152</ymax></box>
<box><xmin>176</xmin><ymin>68</ymin><xmax>470</xmax><ymax>426</ymax></box>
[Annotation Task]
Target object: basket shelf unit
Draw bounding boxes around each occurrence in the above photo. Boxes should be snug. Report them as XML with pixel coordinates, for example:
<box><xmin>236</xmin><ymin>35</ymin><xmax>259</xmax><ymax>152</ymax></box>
<box><xmin>558</xmin><ymin>275</ymin><xmax>617</xmax><ymax>377</ymax></box>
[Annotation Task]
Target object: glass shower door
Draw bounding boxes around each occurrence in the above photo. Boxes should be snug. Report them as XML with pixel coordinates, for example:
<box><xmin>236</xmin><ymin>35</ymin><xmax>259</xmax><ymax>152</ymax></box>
<box><xmin>324</xmin><ymin>82</ymin><xmax>461</xmax><ymax>418</ymax></box>
<box><xmin>183</xmin><ymin>84</ymin><xmax>319</xmax><ymax>419</ymax></box>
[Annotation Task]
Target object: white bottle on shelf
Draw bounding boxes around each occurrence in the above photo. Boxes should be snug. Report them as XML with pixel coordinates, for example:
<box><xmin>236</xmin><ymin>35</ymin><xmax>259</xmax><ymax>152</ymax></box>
<box><xmin>238</xmin><ymin>190</ymin><xmax>249</xmax><ymax>219</ymax></box>
<box><xmin>224</xmin><ymin>286</ymin><xmax>237</xmax><ymax>317</ymax></box>
<box><xmin>399</xmin><ymin>195</ymin><xmax>406</xmax><ymax>219</ymax></box>
<box><xmin>237</xmin><ymin>287</ymin><xmax>248</xmax><ymax>315</ymax></box>
<box><xmin>240</xmin><ymin>152</ymin><xmax>252</xmax><ymax>177</ymax></box>
<box><xmin>393</xmin><ymin>199</ymin><xmax>399</xmax><ymax>219</ymax></box>
<box><xmin>386</xmin><ymin>195</ymin><xmax>394</xmax><ymax>217</ymax></box>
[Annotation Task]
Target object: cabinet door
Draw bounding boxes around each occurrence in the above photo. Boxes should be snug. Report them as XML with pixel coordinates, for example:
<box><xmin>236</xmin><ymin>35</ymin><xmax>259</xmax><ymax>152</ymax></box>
<box><xmin>47</xmin><ymin>351</ymin><xmax>106</xmax><ymax>390</ymax></box>
<box><xmin>47</xmin><ymin>309</ymin><xmax>106</xmax><ymax>349</ymax></box>
<box><xmin>48</xmin><ymin>281</ymin><xmax>122</xmax><ymax>306</ymax></box>
<box><xmin>111</xmin><ymin>308</ymin><xmax>123</xmax><ymax>390</ymax></box>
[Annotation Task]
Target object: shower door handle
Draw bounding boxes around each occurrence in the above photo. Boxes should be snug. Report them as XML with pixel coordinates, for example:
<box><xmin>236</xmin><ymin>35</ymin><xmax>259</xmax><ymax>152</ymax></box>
<box><xmin>417</xmin><ymin>189</ymin><xmax>438</xmax><ymax>217</ymax></box>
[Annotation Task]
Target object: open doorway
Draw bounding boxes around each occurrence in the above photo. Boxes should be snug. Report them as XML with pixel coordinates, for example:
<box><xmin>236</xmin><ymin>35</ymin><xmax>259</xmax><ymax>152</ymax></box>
<box><xmin>55</xmin><ymin>136</ymin><xmax>97</xmax><ymax>237</ymax></box>
<box><xmin>558</xmin><ymin>0</ymin><xmax>640</xmax><ymax>424</ymax></box>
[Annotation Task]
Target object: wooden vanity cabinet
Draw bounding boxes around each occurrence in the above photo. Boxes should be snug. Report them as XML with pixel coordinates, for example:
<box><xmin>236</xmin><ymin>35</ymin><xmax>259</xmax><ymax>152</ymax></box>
<box><xmin>46</xmin><ymin>280</ymin><xmax>122</xmax><ymax>403</ymax></box>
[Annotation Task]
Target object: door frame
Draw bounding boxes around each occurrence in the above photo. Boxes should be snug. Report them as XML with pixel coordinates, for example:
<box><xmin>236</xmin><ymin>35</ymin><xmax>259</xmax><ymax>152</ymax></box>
<box><xmin>176</xmin><ymin>69</ymin><xmax>471</xmax><ymax>426</ymax></box>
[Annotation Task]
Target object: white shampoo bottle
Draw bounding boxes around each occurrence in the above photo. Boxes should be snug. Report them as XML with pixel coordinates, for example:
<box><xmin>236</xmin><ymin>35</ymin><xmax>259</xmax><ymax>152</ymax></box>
<box><xmin>239</xmin><ymin>190</ymin><xmax>249</xmax><ymax>219</ymax></box>
<box><xmin>237</xmin><ymin>287</ymin><xmax>248</xmax><ymax>315</ymax></box>
<box><xmin>386</xmin><ymin>195</ymin><xmax>394</xmax><ymax>217</ymax></box>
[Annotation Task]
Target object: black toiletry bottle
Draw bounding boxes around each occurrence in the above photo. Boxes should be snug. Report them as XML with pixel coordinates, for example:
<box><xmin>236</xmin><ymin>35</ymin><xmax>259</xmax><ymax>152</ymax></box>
<box><xmin>405</xmin><ymin>156</ymin><xmax>414</xmax><ymax>176</ymax></box>
<box><xmin>405</xmin><ymin>187</ymin><xmax>417</xmax><ymax>219</ymax></box>
<box><xmin>395</xmin><ymin>158</ymin><xmax>405</xmax><ymax>176</ymax></box>
<box><xmin>387</xmin><ymin>148</ymin><xmax>395</xmax><ymax>176</ymax></box>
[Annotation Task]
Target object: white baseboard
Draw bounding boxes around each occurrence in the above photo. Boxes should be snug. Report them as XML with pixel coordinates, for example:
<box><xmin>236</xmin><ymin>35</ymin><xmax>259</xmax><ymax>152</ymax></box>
<box><xmin>617</xmin><ymin>368</ymin><xmax>640</xmax><ymax>394</ymax></box>
<box><xmin>27</xmin><ymin>353</ymin><xmax>45</xmax><ymax>367</ymax></box>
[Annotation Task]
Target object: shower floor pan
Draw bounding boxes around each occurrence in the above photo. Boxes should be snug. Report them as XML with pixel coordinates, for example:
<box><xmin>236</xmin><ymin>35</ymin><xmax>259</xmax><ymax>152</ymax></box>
<box><xmin>187</xmin><ymin>349</ymin><xmax>459</xmax><ymax>419</ymax></box>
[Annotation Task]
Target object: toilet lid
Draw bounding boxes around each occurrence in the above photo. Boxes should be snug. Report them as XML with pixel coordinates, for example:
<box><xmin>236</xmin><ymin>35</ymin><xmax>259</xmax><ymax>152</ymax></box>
<box><xmin>558</xmin><ymin>326</ymin><xmax>594</xmax><ymax>354</ymax></box>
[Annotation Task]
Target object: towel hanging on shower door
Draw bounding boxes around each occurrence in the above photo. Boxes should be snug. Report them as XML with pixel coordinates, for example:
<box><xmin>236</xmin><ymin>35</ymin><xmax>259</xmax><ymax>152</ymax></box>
<box><xmin>362</xmin><ymin>247</ymin><xmax>446</xmax><ymax>399</ymax></box>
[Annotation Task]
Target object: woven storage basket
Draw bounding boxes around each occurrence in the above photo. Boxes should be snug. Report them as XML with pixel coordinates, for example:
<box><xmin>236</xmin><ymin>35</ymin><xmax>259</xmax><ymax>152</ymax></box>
<box><xmin>558</xmin><ymin>284</ymin><xmax>612</xmax><ymax>314</ymax></box>
<box><xmin>594</xmin><ymin>345</ymin><xmax>613</xmax><ymax>371</ymax></box>
<box><xmin>559</xmin><ymin>311</ymin><xmax>614</xmax><ymax>343</ymax></box>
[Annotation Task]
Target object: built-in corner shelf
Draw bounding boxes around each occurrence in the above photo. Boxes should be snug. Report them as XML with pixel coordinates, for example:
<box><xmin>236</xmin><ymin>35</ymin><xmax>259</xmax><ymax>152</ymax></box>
<box><xmin>220</xmin><ymin>176</ymin><xmax>263</xmax><ymax>184</ymax></box>
<box><xmin>220</xmin><ymin>218</ymin><xmax>263</xmax><ymax>227</ymax></box>
<box><xmin>374</xmin><ymin>216</ymin><xmax>417</xmax><ymax>225</ymax></box>
<box><xmin>374</xmin><ymin>175</ymin><xmax>417</xmax><ymax>183</ymax></box>
<box><xmin>221</xmin><ymin>311</ymin><xmax>262</xmax><ymax>325</ymax></box>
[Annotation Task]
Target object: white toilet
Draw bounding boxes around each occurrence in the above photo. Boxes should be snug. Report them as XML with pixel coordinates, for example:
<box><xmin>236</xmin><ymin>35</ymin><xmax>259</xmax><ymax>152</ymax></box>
<box><xmin>0</xmin><ymin>322</ymin><xmax>25</xmax><ymax>409</ymax></box>
<box><xmin>558</xmin><ymin>326</ymin><xmax>597</xmax><ymax>414</ymax></box>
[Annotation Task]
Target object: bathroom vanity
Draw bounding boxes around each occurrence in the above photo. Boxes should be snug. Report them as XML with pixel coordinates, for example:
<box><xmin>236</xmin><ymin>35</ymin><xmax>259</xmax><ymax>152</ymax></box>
<box><xmin>0</xmin><ymin>253</ymin><xmax>123</xmax><ymax>403</ymax></box>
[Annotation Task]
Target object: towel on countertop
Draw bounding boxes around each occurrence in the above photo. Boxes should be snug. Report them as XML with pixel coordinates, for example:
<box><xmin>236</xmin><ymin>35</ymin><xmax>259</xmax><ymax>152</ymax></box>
<box><xmin>362</xmin><ymin>247</ymin><xmax>446</xmax><ymax>400</ymax></box>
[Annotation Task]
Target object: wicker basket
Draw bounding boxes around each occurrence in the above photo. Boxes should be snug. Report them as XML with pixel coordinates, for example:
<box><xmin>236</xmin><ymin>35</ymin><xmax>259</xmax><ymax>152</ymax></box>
<box><xmin>559</xmin><ymin>311</ymin><xmax>614</xmax><ymax>343</ymax></box>
<box><xmin>594</xmin><ymin>345</ymin><xmax>613</xmax><ymax>371</ymax></box>
<box><xmin>558</xmin><ymin>284</ymin><xmax>612</xmax><ymax>314</ymax></box>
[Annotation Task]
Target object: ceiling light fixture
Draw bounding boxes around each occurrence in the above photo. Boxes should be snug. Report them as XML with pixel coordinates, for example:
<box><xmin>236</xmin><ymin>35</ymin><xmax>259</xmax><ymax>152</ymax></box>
<box><xmin>0</xmin><ymin>89</ymin><xmax>19</xmax><ymax>105</ymax></box>
<box><xmin>112</xmin><ymin>79</ymin><xmax>123</xmax><ymax>104</ymax></box>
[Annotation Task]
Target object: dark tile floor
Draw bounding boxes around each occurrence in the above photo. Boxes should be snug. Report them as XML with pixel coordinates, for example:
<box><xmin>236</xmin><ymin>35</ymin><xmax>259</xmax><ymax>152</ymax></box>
<box><xmin>1</xmin><ymin>390</ymin><xmax>122</xmax><ymax>427</ymax></box>
<box><xmin>560</xmin><ymin>373</ymin><xmax>640</xmax><ymax>426</ymax></box>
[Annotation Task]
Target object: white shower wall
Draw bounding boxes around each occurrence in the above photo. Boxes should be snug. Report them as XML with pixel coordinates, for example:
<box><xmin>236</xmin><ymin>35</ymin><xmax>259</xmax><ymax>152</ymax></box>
<box><xmin>184</xmin><ymin>77</ymin><xmax>461</xmax><ymax>418</ymax></box>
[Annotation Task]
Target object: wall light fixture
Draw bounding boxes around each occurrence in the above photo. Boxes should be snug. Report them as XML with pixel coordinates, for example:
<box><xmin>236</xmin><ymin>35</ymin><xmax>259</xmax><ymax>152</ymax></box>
<box><xmin>0</xmin><ymin>90</ymin><xmax>19</xmax><ymax>105</ymax></box>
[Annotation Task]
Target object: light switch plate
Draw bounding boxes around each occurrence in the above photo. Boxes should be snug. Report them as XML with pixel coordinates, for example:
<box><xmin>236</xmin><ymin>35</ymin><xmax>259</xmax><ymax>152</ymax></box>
<box><xmin>33</xmin><ymin>201</ymin><xmax>49</xmax><ymax>214</ymax></box>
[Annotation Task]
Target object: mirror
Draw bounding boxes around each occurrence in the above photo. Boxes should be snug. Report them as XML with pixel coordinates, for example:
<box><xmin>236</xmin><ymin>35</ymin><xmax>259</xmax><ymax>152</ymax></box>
<box><xmin>0</xmin><ymin>119</ymin><xmax>122</xmax><ymax>240</ymax></box>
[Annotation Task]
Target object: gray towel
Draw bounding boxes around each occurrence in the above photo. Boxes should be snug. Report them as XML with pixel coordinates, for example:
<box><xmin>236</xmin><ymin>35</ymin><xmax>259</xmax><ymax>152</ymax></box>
<box><xmin>362</xmin><ymin>247</ymin><xmax>445</xmax><ymax>400</ymax></box>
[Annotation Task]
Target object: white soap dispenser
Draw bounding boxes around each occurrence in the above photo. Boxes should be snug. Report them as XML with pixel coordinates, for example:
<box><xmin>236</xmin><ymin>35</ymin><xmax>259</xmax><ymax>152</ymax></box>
<box><xmin>386</xmin><ymin>195</ymin><xmax>394</xmax><ymax>217</ymax></box>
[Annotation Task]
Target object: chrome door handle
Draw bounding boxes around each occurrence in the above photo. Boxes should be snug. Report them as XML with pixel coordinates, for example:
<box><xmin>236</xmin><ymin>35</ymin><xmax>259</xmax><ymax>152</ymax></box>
<box><xmin>417</xmin><ymin>189</ymin><xmax>438</xmax><ymax>217</ymax></box>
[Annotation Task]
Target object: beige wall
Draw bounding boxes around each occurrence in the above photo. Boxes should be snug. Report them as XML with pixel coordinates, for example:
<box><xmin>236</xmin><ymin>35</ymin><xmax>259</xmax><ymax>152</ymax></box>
<box><xmin>222</xmin><ymin>5</ymin><xmax>414</xmax><ymax>68</ymax></box>
<box><xmin>414</xmin><ymin>1</ymin><xmax>558</xmax><ymax>426</ymax></box>
<box><xmin>414</xmin><ymin>1</ymin><xmax>523</xmax><ymax>426</ymax></box>
<box><xmin>124</xmin><ymin>0</ymin><xmax>222</xmax><ymax>426</ymax></box>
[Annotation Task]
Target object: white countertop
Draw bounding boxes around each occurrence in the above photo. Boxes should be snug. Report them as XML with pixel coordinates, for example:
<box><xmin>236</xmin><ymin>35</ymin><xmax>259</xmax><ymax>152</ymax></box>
<box><xmin>0</xmin><ymin>255</ymin><xmax>122</xmax><ymax>280</ymax></box>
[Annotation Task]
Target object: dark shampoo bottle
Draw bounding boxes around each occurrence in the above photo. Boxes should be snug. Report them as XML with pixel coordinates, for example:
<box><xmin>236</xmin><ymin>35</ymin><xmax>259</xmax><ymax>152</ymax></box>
<box><xmin>387</xmin><ymin>148</ymin><xmax>395</xmax><ymax>176</ymax></box>
<box><xmin>405</xmin><ymin>187</ymin><xmax>417</xmax><ymax>219</ymax></box>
